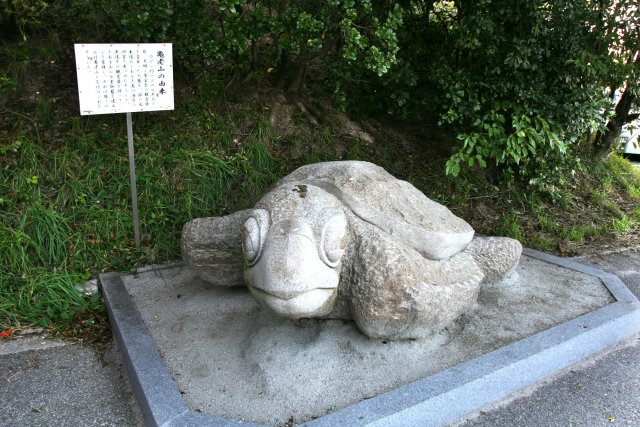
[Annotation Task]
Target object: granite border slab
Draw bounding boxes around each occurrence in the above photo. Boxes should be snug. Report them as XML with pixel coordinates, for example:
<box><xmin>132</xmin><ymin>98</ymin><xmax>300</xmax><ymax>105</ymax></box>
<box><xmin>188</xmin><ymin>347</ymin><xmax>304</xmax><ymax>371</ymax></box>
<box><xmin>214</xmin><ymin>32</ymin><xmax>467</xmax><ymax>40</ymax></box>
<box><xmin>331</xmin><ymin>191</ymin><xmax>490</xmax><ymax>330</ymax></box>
<box><xmin>99</xmin><ymin>248</ymin><xmax>640</xmax><ymax>427</ymax></box>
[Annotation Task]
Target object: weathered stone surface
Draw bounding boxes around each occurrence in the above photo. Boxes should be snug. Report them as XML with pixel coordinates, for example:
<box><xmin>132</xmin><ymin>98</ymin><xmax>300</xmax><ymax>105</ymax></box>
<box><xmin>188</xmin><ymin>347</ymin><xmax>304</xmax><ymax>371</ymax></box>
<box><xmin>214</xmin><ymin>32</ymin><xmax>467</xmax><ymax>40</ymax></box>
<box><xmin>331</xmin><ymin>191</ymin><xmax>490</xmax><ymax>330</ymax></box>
<box><xmin>465</xmin><ymin>236</ymin><xmax>523</xmax><ymax>281</ymax></box>
<box><xmin>348</xmin><ymin>219</ymin><xmax>485</xmax><ymax>339</ymax></box>
<box><xmin>282</xmin><ymin>161</ymin><xmax>475</xmax><ymax>260</ymax></box>
<box><xmin>181</xmin><ymin>161</ymin><xmax>522</xmax><ymax>339</ymax></box>
<box><xmin>181</xmin><ymin>210</ymin><xmax>250</xmax><ymax>286</ymax></box>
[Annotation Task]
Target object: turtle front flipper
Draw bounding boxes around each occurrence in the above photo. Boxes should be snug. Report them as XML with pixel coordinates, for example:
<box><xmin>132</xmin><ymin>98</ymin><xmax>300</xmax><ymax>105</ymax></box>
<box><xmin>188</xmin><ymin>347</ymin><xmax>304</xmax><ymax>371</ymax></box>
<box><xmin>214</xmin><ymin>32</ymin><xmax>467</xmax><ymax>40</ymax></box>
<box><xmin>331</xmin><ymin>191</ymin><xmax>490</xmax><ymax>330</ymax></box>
<box><xmin>464</xmin><ymin>236</ymin><xmax>522</xmax><ymax>281</ymax></box>
<box><xmin>348</xmin><ymin>227</ymin><xmax>485</xmax><ymax>340</ymax></box>
<box><xmin>181</xmin><ymin>210</ymin><xmax>253</xmax><ymax>286</ymax></box>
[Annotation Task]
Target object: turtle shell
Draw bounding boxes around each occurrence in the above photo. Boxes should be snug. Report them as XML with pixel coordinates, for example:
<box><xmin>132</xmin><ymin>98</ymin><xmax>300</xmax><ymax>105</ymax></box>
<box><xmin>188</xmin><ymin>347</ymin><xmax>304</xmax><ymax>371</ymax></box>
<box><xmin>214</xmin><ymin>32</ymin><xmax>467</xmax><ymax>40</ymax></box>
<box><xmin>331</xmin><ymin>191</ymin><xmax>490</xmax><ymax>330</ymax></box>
<box><xmin>281</xmin><ymin>161</ymin><xmax>475</xmax><ymax>260</ymax></box>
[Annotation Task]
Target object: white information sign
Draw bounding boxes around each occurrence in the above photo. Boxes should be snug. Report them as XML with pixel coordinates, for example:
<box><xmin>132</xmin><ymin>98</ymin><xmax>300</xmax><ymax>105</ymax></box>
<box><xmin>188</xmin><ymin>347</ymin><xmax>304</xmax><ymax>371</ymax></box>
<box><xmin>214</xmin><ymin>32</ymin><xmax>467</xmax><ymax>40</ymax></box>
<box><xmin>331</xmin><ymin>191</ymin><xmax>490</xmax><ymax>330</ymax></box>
<box><xmin>74</xmin><ymin>43</ymin><xmax>174</xmax><ymax>115</ymax></box>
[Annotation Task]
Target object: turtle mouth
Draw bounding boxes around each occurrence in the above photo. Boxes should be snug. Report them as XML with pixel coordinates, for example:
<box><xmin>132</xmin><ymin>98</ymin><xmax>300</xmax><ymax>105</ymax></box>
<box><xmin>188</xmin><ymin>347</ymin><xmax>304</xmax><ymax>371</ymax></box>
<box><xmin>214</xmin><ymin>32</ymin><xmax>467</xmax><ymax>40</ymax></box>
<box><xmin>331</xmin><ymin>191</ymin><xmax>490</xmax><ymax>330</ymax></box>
<box><xmin>248</xmin><ymin>286</ymin><xmax>337</xmax><ymax>318</ymax></box>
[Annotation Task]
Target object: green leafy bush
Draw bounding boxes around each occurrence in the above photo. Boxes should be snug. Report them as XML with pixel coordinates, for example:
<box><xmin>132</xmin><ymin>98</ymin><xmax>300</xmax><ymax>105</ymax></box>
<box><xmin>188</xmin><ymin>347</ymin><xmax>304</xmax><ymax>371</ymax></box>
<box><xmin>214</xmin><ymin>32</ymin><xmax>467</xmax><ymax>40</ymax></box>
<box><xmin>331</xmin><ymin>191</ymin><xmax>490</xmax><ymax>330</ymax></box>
<box><xmin>424</xmin><ymin>0</ymin><xmax>610</xmax><ymax>178</ymax></box>
<box><xmin>1</xmin><ymin>0</ymin><xmax>48</xmax><ymax>40</ymax></box>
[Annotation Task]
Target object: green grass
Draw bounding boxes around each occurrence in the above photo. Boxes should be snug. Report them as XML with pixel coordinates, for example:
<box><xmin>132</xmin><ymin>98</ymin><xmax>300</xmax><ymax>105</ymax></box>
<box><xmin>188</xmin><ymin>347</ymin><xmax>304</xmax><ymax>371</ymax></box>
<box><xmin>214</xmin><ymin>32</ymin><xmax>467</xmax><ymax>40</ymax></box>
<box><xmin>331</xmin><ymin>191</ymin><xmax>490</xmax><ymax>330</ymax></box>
<box><xmin>611</xmin><ymin>214</ymin><xmax>633</xmax><ymax>233</ymax></box>
<box><xmin>604</xmin><ymin>153</ymin><xmax>640</xmax><ymax>193</ymax></box>
<box><xmin>499</xmin><ymin>214</ymin><xmax>526</xmax><ymax>242</ymax></box>
<box><xmin>0</xmin><ymin>109</ymin><xmax>286</xmax><ymax>329</ymax></box>
<box><xmin>0</xmin><ymin>270</ymin><xmax>102</xmax><ymax>327</ymax></box>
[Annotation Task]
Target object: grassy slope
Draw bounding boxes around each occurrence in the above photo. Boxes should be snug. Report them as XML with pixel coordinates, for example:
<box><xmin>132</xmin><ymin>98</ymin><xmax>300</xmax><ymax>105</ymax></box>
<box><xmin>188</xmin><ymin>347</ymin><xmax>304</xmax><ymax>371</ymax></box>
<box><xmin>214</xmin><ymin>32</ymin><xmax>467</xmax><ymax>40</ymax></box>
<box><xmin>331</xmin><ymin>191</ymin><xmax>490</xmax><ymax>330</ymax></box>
<box><xmin>1</xmin><ymin>38</ymin><xmax>639</xmax><ymax>333</ymax></box>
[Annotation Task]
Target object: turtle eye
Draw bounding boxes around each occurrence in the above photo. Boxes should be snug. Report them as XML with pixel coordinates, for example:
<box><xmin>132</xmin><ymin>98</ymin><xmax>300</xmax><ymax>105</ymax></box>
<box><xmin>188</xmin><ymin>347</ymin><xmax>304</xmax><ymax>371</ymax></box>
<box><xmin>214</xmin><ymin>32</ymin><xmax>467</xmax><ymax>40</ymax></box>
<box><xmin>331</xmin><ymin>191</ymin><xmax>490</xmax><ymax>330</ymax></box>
<box><xmin>242</xmin><ymin>209</ymin><xmax>269</xmax><ymax>266</ymax></box>
<box><xmin>320</xmin><ymin>213</ymin><xmax>347</xmax><ymax>267</ymax></box>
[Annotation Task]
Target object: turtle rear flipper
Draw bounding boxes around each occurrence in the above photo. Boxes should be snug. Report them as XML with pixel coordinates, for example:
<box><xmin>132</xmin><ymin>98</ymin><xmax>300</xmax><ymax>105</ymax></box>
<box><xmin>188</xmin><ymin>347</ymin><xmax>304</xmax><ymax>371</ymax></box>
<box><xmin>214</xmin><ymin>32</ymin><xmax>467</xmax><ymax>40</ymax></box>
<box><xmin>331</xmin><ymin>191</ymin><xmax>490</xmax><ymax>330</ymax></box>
<box><xmin>464</xmin><ymin>236</ymin><xmax>522</xmax><ymax>281</ymax></box>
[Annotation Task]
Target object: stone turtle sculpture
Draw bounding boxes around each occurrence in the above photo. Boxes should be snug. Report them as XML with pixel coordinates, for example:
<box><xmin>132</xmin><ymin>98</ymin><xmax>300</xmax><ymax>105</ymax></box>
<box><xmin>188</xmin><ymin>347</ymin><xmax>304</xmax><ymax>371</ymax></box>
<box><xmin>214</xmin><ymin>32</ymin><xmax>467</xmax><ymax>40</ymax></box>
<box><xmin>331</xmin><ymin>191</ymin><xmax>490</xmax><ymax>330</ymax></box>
<box><xmin>182</xmin><ymin>161</ymin><xmax>522</xmax><ymax>339</ymax></box>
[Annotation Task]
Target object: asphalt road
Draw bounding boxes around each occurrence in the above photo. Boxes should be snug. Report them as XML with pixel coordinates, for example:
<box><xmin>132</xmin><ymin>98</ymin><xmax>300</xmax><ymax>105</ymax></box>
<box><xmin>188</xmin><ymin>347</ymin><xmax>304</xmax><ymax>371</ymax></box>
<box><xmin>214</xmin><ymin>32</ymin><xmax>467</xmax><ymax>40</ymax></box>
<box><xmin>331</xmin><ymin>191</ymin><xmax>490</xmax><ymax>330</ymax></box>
<box><xmin>0</xmin><ymin>339</ymin><xmax>143</xmax><ymax>427</ymax></box>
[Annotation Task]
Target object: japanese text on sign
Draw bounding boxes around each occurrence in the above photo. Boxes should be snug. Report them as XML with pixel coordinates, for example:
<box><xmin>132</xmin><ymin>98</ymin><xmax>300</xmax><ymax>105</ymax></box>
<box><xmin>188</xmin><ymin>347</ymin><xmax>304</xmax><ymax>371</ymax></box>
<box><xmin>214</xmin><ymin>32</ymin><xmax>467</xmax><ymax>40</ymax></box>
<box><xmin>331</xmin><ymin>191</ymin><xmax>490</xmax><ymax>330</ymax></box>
<box><xmin>74</xmin><ymin>43</ymin><xmax>174</xmax><ymax>115</ymax></box>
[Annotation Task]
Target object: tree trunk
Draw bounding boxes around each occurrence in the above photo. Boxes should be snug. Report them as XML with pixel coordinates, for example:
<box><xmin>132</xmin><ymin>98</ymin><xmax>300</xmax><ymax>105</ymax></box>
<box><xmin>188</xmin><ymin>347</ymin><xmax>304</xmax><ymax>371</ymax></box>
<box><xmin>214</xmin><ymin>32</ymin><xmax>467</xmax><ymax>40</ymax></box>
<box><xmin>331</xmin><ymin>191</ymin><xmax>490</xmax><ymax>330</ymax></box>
<box><xmin>594</xmin><ymin>87</ymin><xmax>637</xmax><ymax>159</ymax></box>
<box><xmin>272</xmin><ymin>50</ymin><xmax>307</xmax><ymax>94</ymax></box>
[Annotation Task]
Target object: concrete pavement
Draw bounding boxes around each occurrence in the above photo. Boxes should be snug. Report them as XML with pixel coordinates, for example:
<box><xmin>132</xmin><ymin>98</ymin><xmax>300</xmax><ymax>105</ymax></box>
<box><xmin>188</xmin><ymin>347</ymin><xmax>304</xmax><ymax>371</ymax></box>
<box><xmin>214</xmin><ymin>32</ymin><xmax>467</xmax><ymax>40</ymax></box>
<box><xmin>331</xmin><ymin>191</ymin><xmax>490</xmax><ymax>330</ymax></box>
<box><xmin>0</xmin><ymin>246</ymin><xmax>638</xmax><ymax>426</ymax></box>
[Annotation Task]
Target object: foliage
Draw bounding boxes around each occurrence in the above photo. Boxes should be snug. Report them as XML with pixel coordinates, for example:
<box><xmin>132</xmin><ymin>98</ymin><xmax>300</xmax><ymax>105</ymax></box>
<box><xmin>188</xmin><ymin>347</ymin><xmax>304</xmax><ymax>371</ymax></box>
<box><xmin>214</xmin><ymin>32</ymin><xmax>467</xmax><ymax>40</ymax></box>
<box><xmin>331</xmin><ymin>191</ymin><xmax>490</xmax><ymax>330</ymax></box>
<box><xmin>7</xmin><ymin>0</ymin><xmax>640</xmax><ymax>177</ymax></box>
<box><xmin>591</xmin><ymin>1</ymin><xmax>640</xmax><ymax>156</ymax></box>
<box><xmin>416</xmin><ymin>0</ymin><xmax>610</xmax><ymax>177</ymax></box>
<box><xmin>331</xmin><ymin>0</ymin><xmax>637</xmax><ymax>176</ymax></box>
<box><xmin>600</xmin><ymin>0</ymin><xmax>640</xmax><ymax>91</ymax></box>
<box><xmin>1</xmin><ymin>0</ymin><xmax>48</xmax><ymax>40</ymax></box>
<box><xmin>46</xmin><ymin>0</ymin><xmax>404</xmax><ymax>85</ymax></box>
<box><xmin>444</xmin><ymin>106</ymin><xmax>567</xmax><ymax>176</ymax></box>
<box><xmin>21</xmin><ymin>0</ymin><xmax>636</xmax><ymax>174</ymax></box>
<box><xmin>0</xmin><ymin>72</ymin><xmax>17</xmax><ymax>97</ymax></box>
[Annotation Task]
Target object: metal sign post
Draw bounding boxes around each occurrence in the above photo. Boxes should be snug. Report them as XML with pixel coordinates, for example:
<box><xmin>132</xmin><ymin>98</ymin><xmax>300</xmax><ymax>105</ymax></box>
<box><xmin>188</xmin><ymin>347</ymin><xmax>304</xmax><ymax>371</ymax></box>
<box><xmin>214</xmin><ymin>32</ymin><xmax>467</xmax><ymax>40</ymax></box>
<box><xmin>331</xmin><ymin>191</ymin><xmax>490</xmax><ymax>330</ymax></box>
<box><xmin>74</xmin><ymin>43</ymin><xmax>174</xmax><ymax>248</ymax></box>
<box><xmin>126</xmin><ymin>112</ymin><xmax>141</xmax><ymax>248</ymax></box>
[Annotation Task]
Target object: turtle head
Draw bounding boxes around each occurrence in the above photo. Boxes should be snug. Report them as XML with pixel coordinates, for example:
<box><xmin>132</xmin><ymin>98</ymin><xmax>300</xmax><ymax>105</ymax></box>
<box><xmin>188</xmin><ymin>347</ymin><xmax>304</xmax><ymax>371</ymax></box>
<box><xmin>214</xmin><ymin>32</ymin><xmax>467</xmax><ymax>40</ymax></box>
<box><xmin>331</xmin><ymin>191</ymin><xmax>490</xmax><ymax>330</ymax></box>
<box><xmin>242</xmin><ymin>184</ymin><xmax>349</xmax><ymax>319</ymax></box>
